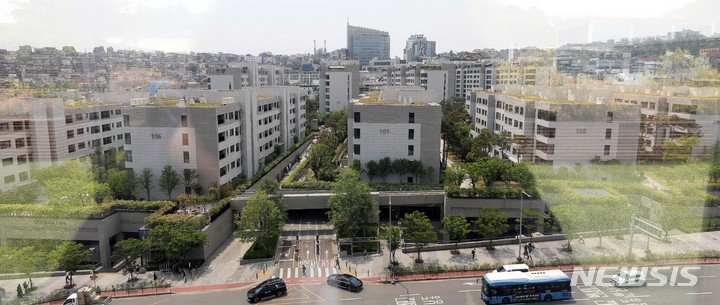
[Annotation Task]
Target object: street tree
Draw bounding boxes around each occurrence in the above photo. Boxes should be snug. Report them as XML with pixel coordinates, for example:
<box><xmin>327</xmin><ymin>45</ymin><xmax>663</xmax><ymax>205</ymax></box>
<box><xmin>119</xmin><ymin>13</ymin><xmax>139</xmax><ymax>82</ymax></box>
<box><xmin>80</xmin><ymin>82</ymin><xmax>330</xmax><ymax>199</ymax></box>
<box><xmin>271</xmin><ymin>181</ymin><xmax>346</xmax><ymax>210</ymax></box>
<box><xmin>550</xmin><ymin>204</ymin><xmax>583</xmax><ymax>251</ymax></box>
<box><xmin>401</xmin><ymin>211</ymin><xmax>437</xmax><ymax>263</ymax></box>
<box><xmin>147</xmin><ymin>224</ymin><xmax>208</xmax><ymax>263</ymax></box>
<box><xmin>113</xmin><ymin>238</ymin><xmax>148</xmax><ymax>281</ymax></box>
<box><xmin>655</xmin><ymin>204</ymin><xmax>687</xmax><ymax>242</ymax></box>
<box><xmin>235</xmin><ymin>191</ymin><xmax>286</xmax><ymax>255</ymax></box>
<box><xmin>380</xmin><ymin>225</ymin><xmax>401</xmax><ymax>263</ymax></box>
<box><xmin>584</xmin><ymin>203</ymin><xmax>628</xmax><ymax>248</ymax></box>
<box><xmin>50</xmin><ymin>241</ymin><xmax>91</xmax><ymax>286</ymax></box>
<box><xmin>377</xmin><ymin>157</ymin><xmax>393</xmax><ymax>182</ymax></box>
<box><xmin>474</xmin><ymin>207</ymin><xmax>509</xmax><ymax>250</ymax></box>
<box><xmin>514</xmin><ymin>208</ymin><xmax>544</xmax><ymax>238</ymax></box>
<box><xmin>441</xmin><ymin>214</ymin><xmax>470</xmax><ymax>252</ymax></box>
<box><xmin>138</xmin><ymin>168</ymin><xmax>153</xmax><ymax>200</ymax></box>
<box><xmin>258</xmin><ymin>177</ymin><xmax>286</xmax><ymax>212</ymax></box>
<box><xmin>159</xmin><ymin>165</ymin><xmax>180</xmax><ymax>200</ymax></box>
<box><xmin>182</xmin><ymin>169</ymin><xmax>199</xmax><ymax>194</ymax></box>
<box><xmin>12</xmin><ymin>247</ymin><xmax>48</xmax><ymax>289</ymax></box>
<box><xmin>327</xmin><ymin>169</ymin><xmax>375</xmax><ymax>238</ymax></box>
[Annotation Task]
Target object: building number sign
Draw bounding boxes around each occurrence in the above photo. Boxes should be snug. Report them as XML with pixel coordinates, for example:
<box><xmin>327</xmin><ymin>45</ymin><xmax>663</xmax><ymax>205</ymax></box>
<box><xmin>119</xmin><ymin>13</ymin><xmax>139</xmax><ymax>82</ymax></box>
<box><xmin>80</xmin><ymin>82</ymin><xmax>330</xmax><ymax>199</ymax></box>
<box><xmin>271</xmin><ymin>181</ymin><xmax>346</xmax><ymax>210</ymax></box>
<box><xmin>151</xmin><ymin>133</ymin><xmax>162</xmax><ymax>139</ymax></box>
<box><xmin>379</xmin><ymin>129</ymin><xmax>390</xmax><ymax>135</ymax></box>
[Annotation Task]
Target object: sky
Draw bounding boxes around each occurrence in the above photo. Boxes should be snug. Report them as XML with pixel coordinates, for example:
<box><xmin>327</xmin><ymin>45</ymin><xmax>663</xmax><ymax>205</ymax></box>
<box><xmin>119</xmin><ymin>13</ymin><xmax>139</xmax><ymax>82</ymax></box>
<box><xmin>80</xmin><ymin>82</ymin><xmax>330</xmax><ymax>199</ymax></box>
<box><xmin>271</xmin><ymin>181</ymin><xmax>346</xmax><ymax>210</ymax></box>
<box><xmin>0</xmin><ymin>0</ymin><xmax>718</xmax><ymax>57</ymax></box>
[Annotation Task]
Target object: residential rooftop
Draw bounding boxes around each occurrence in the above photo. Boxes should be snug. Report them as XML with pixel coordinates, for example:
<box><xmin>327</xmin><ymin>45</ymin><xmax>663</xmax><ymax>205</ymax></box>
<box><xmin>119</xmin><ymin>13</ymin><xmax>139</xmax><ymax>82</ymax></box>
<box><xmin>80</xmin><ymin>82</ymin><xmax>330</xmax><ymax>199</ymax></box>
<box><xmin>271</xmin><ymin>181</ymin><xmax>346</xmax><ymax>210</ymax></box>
<box><xmin>353</xmin><ymin>91</ymin><xmax>434</xmax><ymax>106</ymax></box>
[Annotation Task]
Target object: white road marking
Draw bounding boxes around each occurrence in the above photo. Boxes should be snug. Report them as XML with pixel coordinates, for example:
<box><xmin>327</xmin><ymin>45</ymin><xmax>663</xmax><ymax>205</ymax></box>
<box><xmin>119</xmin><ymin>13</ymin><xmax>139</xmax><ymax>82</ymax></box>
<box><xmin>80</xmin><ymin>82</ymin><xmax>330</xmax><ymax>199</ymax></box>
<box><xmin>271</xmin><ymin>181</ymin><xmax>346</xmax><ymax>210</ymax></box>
<box><xmin>687</xmin><ymin>292</ymin><xmax>712</xmax><ymax>295</ymax></box>
<box><xmin>399</xmin><ymin>293</ymin><xmax>421</xmax><ymax>297</ymax></box>
<box><xmin>698</xmin><ymin>275</ymin><xmax>717</xmax><ymax>278</ymax></box>
<box><xmin>458</xmin><ymin>289</ymin><xmax>482</xmax><ymax>293</ymax></box>
<box><xmin>279</xmin><ymin>268</ymin><xmax>283</xmax><ymax>278</ymax></box>
<box><xmin>339</xmin><ymin>297</ymin><xmax>362</xmax><ymax>301</ymax></box>
<box><xmin>150</xmin><ymin>299</ymin><xmax>170</xmax><ymax>305</ymax></box>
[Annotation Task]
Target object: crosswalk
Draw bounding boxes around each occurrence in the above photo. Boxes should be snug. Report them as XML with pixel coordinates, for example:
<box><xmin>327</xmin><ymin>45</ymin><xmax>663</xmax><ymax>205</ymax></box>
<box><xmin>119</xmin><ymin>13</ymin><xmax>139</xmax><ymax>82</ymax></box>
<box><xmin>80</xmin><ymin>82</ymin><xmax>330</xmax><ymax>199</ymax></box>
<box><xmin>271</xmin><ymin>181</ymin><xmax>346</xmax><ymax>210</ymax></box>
<box><xmin>277</xmin><ymin>266</ymin><xmax>340</xmax><ymax>278</ymax></box>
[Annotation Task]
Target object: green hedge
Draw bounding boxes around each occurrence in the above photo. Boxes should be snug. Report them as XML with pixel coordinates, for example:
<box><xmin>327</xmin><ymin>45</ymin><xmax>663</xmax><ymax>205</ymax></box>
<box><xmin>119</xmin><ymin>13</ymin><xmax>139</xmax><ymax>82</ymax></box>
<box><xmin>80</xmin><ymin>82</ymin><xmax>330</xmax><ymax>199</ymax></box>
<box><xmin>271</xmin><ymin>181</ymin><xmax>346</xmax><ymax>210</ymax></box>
<box><xmin>207</xmin><ymin>197</ymin><xmax>231</xmax><ymax>222</ymax></box>
<box><xmin>369</xmin><ymin>183</ymin><xmax>444</xmax><ymax>191</ymax></box>
<box><xmin>445</xmin><ymin>185</ymin><xmax>531</xmax><ymax>199</ymax></box>
<box><xmin>0</xmin><ymin>200</ymin><xmax>173</xmax><ymax>219</ymax></box>
<box><xmin>282</xmin><ymin>159</ymin><xmax>309</xmax><ymax>185</ymax></box>
<box><xmin>283</xmin><ymin>180</ymin><xmax>335</xmax><ymax>189</ymax></box>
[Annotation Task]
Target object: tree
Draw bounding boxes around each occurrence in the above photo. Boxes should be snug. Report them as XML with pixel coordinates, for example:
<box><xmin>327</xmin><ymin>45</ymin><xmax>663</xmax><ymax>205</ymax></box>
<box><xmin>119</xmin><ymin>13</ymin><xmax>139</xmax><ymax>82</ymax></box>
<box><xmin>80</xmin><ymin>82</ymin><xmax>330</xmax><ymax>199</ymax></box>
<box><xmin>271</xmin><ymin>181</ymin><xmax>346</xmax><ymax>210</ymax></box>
<box><xmin>377</xmin><ymin>157</ymin><xmax>393</xmax><ymax>182</ymax></box>
<box><xmin>551</xmin><ymin>204</ymin><xmax>583</xmax><ymax>251</ymax></box>
<box><xmin>258</xmin><ymin>177</ymin><xmax>286</xmax><ymax>214</ymax></box>
<box><xmin>147</xmin><ymin>224</ymin><xmax>208</xmax><ymax>263</ymax></box>
<box><xmin>113</xmin><ymin>238</ymin><xmax>148</xmax><ymax>281</ymax></box>
<box><xmin>380</xmin><ymin>225</ymin><xmax>401</xmax><ymax>263</ymax></box>
<box><xmin>327</xmin><ymin>169</ymin><xmax>375</xmax><ymax>238</ymax></box>
<box><xmin>512</xmin><ymin>135</ymin><xmax>532</xmax><ymax>161</ymax></box>
<box><xmin>507</xmin><ymin>161</ymin><xmax>535</xmax><ymax>190</ymax></box>
<box><xmin>441</xmin><ymin>215</ymin><xmax>469</xmax><ymax>252</ymax></box>
<box><xmin>453</xmin><ymin>122</ymin><xmax>473</xmax><ymax>162</ymax></box>
<box><xmin>514</xmin><ymin>208</ymin><xmax>544</xmax><ymax>238</ymax></box>
<box><xmin>473</xmin><ymin>207</ymin><xmax>509</xmax><ymax>250</ymax></box>
<box><xmin>583</xmin><ymin>204</ymin><xmax>626</xmax><ymax>249</ymax></box>
<box><xmin>182</xmin><ymin>169</ymin><xmax>199</xmax><ymax>194</ymax></box>
<box><xmin>235</xmin><ymin>191</ymin><xmax>286</xmax><ymax>254</ymax></box>
<box><xmin>32</xmin><ymin>161</ymin><xmax>108</xmax><ymax>205</ymax></box>
<box><xmin>401</xmin><ymin>211</ymin><xmax>437</xmax><ymax>263</ymax></box>
<box><xmin>392</xmin><ymin>158</ymin><xmax>411</xmax><ymax>183</ymax></box>
<box><xmin>107</xmin><ymin>169</ymin><xmax>137</xmax><ymax>200</ymax></box>
<box><xmin>12</xmin><ymin>247</ymin><xmax>48</xmax><ymax>289</ymax></box>
<box><xmin>138</xmin><ymin>168</ymin><xmax>153</xmax><ymax>200</ymax></box>
<box><xmin>159</xmin><ymin>165</ymin><xmax>180</xmax><ymax>200</ymax></box>
<box><xmin>365</xmin><ymin>160</ymin><xmax>379</xmax><ymax>182</ymax></box>
<box><xmin>655</xmin><ymin>204</ymin><xmax>686</xmax><ymax>242</ymax></box>
<box><xmin>307</xmin><ymin>143</ymin><xmax>334</xmax><ymax>178</ymax></box>
<box><xmin>661</xmin><ymin>136</ymin><xmax>701</xmax><ymax>162</ymax></box>
<box><xmin>468</xmin><ymin>129</ymin><xmax>495</xmax><ymax>161</ymax></box>
<box><xmin>478</xmin><ymin>158</ymin><xmax>511</xmax><ymax>187</ymax></box>
<box><xmin>50</xmin><ymin>242</ymin><xmax>91</xmax><ymax>286</ymax></box>
<box><xmin>409</xmin><ymin>160</ymin><xmax>425</xmax><ymax>183</ymax></box>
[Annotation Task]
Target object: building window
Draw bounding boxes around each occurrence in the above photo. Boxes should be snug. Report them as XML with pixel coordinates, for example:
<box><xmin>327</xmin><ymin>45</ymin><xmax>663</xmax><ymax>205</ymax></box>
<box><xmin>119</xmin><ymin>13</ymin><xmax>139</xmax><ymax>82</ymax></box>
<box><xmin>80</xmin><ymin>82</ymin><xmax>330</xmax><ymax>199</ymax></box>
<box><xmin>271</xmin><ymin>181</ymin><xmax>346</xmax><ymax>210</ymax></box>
<box><xmin>65</xmin><ymin>115</ymin><xmax>73</xmax><ymax>124</ymax></box>
<box><xmin>604</xmin><ymin>145</ymin><xmax>611</xmax><ymax>155</ymax></box>
<box><xmin>182</xmin><ymin>133</ymin><xmax>189</xmax><ymax>145</ymax></box>
<box><xmin>605</xmin><ymin>129</ymin><xmax>612</xmax><ymax>139</ymax></box>
<box><xmin>4</xmin><ymin>174</ymin><xmax>15</xmax><ymax>184</ymax></box>
<box><xmin>409</xmin><ymin>129</ymin><xmax>414</xmax><ymax>140</ymax></box>
<box><xmin>126</xmin><ymin>150</ymin><xmax>133</xmax><ymax>162</ymax></box>
<box><xmin>607</xmin><ymin>111</ymin><xmax>614</xmax><ymax>123</ymax></box>
<box><xmin>409</xmin><ymin>112</ymin><xmax>415</xmax><ymax>123</ymax></box>
<box><xmin>67</xmin><ymin>130</ymin><xmax>74</xmax><ymax>139</ymax></box>
<box><xmin>2</xmin><ymin>157</ymin><xmax>12</xmax><ymax>166</ymax></box>
<box><xmin>183</xmin><ymin>151</ymin><xmax>190</xmax><ymax>163</ymax></box>
<box><xmin>15</xmin><ymin>138</ymin><xmax>25</xmax><ymax>148</ymax></box>
<box><xmin>0</xmin><ymin>140</ymin><xmax>9</xmax><ymax>149</ymax></box>
<box><xmin>408</xmin><ymin>145</ymin><xmax>414</xmax><ymax>156</ymax></box>
<box><xmin>19</xmin><ymin>172</ymin><xmax>28</xmax><ymax>182</ymax></box>
<box><xmin>123</xmin><ymin>115</ymin><xmax>130</xmax><ymax>126</ymax></box>
<box><xmin>353</xmin><ymin>144</ymin><xmax>360</xmax><ymax>155</ymax></box>
<box><xmin>103</xmin><ymin>137</ymin><xmax>112</xmax><ymax>145</ymax></box>
<box><xmin>75</xmin><ymin>114</ymin><xmax>83</xmax><ymax>121</ymax></box>
<box><xmin>354</xmin><ymin>112</ymin><xmax>361</xmax><ymax>123</ymax></box>
<box><xmin>354</xmin><ymin>128</ymin><xmax>360</xmax><ymax>139</ymax></box>
<box><xmin>78</xmin><ymin>142</ymin><xmax>85</xmax><ymax>149</ymax></box>
<box><xmin>125</xmin><ymin>133</ymin><xmax>132</xmax><ymax>144</ymax></box>
<box><xmin>217</xmin><ymin>114</ymin><xmax>225</xmax><ymax>125</ymax></box>
<box><xmin>17</xmin><ymin>155</ymin><xmax>27</xmax><ymax>165</ymax></box>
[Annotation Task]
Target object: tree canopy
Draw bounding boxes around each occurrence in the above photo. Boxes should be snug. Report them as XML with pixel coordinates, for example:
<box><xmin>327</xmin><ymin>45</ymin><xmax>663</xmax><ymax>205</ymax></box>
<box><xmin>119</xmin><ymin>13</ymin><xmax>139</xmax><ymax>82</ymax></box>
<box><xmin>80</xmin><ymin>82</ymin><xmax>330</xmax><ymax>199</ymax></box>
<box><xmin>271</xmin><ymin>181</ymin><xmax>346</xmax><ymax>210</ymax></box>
<box><xmin>327</xmin><ymin>169</ymin><xmax>376</xmax><ymax>238</ymax></box>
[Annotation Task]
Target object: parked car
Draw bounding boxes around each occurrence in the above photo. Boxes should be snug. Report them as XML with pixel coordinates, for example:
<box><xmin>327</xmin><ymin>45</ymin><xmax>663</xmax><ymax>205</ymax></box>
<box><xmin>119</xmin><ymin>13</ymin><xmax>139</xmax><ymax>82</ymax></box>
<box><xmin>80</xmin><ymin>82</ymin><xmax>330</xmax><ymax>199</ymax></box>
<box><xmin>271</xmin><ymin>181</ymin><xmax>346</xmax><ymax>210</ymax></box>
<box><xmin>327</xmin><ymin>274</ymin><xmax>363</xmax><ymax>291</ymax></box>
<box><xmin>611</xmin><ymin>270</ymin><xmax>646</xmax><ymax>287</ymax></box>
<box><xmin>247</xmin><ymin>278</ymin><xmax>287</xmax><ymax>303</ymax></box>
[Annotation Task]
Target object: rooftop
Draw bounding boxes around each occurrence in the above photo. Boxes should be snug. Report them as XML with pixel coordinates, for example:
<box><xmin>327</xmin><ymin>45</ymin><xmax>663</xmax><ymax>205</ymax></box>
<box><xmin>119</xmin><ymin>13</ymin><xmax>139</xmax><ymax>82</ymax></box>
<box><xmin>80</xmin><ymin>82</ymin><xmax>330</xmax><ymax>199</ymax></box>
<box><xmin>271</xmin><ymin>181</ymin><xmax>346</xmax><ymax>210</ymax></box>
<box><xmin>353</xmin><ymin>91</ymin><xmax>432</xmax><ymax>106</ymax></box>
<box><xmin>63</xmin><ymin>101</ymin><xmax>117</xmax><ymax>109</ymax></box>
<box><xmin>476</xmin><ymin>90</ymin><xmax>599</xmax><ymax>105</ymax></box>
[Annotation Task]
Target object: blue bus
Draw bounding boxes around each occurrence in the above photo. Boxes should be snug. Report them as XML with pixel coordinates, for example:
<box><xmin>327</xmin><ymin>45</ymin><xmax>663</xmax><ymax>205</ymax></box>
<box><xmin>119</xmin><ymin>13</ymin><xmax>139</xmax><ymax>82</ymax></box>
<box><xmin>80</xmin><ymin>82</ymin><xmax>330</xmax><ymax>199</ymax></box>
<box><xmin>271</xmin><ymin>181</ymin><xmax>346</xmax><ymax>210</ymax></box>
<box><xmin>481</xmin><ymin>270</ymin><xmax>572</xmax><ymax>304</ymax></box>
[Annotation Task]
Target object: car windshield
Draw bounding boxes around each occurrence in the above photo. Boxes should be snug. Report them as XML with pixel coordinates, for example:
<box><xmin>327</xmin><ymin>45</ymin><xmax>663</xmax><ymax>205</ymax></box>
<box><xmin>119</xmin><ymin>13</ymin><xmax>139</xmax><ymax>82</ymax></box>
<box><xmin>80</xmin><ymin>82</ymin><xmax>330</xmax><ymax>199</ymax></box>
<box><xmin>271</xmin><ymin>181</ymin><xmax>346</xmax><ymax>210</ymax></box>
<box><xmin>348</xmin><ymin>277</ymin><xmax>361</xmax><ymax>285</ymax></box>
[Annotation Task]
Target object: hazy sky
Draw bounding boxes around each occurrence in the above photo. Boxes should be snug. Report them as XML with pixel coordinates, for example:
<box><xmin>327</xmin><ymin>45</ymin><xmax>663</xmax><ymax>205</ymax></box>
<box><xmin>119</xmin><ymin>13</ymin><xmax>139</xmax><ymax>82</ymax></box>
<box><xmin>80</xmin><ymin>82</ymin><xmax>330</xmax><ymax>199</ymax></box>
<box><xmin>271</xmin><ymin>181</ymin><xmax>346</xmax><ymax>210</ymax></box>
<box><xmin>0</xmin><ymin>0</ymin><xmax>718</xmax><ymax>56</ymax></box>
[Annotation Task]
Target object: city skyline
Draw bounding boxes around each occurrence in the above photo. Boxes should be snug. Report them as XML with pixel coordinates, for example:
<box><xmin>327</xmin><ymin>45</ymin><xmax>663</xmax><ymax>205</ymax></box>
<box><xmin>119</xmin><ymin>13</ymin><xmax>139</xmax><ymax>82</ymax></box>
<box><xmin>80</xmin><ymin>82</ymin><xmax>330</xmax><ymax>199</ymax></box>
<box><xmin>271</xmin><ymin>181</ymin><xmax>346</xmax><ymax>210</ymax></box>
<box><xmin>0</xmin><ymin>0</ymin><xmax>718</xmax><ymax>57</ymax></box>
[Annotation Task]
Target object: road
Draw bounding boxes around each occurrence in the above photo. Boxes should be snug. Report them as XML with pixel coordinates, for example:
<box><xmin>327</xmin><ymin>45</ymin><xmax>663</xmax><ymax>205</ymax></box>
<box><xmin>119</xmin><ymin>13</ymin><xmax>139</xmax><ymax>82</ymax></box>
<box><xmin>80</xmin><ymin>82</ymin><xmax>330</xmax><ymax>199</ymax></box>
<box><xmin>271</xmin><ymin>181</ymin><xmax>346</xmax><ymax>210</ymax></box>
<box><xmin>112</xmin><ymin>264</ymin><xmax>720</xmax><ymax>305</ymax></box>
<box><xmin>277</xmin><ymin>219</ymin><xmax>339</xmax><ymax>279</ymax></box>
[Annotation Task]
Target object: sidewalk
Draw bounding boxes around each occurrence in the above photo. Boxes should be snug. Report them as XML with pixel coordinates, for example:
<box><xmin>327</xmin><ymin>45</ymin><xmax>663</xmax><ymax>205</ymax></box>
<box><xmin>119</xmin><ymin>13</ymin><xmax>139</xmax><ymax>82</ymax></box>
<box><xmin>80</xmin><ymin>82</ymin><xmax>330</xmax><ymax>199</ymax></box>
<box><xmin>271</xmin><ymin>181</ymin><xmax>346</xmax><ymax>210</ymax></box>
<box><xmin>4</xmin><ymin>230</ymin><xmax>720</xmax><ymax>304</ymax></box>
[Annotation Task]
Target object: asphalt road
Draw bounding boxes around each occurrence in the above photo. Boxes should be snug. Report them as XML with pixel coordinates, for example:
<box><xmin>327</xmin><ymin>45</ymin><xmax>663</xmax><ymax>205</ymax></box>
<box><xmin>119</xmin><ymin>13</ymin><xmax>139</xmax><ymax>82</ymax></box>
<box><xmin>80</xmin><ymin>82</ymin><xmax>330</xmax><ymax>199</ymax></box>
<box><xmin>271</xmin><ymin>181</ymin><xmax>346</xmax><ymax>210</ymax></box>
<box><xmin>112</xmin><ymin>264</ymin><xmax>720</xmax><ymax>305</ymax></box>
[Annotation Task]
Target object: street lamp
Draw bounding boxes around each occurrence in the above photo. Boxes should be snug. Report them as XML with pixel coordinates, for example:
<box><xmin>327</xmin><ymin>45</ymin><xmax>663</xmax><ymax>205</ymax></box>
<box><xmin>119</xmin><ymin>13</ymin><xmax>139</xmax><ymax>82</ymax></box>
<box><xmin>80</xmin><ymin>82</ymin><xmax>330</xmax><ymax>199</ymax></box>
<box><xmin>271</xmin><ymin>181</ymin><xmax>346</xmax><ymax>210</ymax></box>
<box><xmin>388</xmin><ymin>195</ymin><xmax>393</xmax><ymax>283</ymax></box>
<box><xmin>518</xmin><ymin>190</ymin><xmax>531</xmax><ymax>262</ymax></box>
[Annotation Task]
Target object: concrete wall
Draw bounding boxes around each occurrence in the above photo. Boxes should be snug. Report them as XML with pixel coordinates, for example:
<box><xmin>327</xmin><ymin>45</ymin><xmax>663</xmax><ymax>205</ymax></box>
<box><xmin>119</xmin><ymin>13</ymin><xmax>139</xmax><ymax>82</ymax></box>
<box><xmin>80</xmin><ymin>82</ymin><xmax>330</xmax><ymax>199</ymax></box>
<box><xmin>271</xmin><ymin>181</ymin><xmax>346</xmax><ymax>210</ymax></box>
<box><xmin>444</xmin><ymin>197</ymin><xmax>546</xmax><ymax>218</ymax></box>
<box><xmin>188</xmin><ymin>207</ymin><xmax>235</xmax><ymax>261</ymax></box>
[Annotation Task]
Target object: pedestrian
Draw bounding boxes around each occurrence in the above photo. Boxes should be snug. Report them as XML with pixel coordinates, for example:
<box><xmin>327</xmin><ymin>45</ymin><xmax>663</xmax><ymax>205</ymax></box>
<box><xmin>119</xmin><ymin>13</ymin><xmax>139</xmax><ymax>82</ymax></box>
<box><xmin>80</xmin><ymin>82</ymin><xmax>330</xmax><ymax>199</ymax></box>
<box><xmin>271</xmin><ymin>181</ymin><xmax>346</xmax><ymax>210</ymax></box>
<box><xmin>182</xmin><ymin>270</ymin><xmax>186</xmax><ymax>283</ymax></box>
<box><xmin>527</xmin><ymin>242</ymin><xmax>533</xmax><ymax>254</ymax></box>
<box><xmin>523</xmin><ymin>245</ymin><xmax>529</xmax><ymax>260</ymax></box>
<box><xmin>65</xmin><ymin>271</ymin><xmax>70</xmax><ymax>285</ymax></box>
<box><xmin>579</xmin><ymin>235</ymin><xmax>585</xmax><ymax>244</ymax></box>
<box><xmin>16</xmin><ymin>284</ymin><xmax>22</xmax><ymax>298</ymax></box>
<box><xmin>23</xmin><ymin>281</ymin><xmax>27</xmax><ymax>292</ymax></box>
<box><xmin>302</xmin><ymin>264</ymin><xmax>307</xmax><ymax>277</ymax></box>
<box><xmin>335</xmin><ymin>257</ymin><xmax>340</xmax><ymax>269</ymax></box>
<box><xmin>363</xmin><ymin>249</ymin><xmax>368</xmax><ymax>258</ymax></box>
<box><xmin>153</xmin><ymin>272</ymin><xmax>157</xmax><ymax>281</ymax></box>
<box><xmin>471</xmin><ymin>248</ymin><xmax>476</xmax><ymax>259</ymax></box>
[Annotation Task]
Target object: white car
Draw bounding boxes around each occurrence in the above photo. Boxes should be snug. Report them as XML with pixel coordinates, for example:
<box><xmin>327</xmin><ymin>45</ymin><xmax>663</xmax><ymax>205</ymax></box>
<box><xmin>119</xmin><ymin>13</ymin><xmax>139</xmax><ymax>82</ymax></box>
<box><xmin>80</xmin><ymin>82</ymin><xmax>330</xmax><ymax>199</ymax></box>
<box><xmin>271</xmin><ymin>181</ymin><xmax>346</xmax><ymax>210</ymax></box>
<box><xmin>611</xmin><ymin>270</ymin><xmax>646</xmax><ymax>287</ymax></box>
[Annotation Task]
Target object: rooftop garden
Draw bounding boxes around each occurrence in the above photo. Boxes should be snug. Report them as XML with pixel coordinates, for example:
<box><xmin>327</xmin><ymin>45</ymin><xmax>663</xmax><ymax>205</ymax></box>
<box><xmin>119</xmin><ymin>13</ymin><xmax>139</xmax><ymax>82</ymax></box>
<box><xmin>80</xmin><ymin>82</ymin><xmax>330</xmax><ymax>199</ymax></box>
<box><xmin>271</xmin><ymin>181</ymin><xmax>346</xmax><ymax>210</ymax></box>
<box><xmin>355</xmin><ymin>91</ymin><xmax>429</xmax><ymax>105</ymax></box>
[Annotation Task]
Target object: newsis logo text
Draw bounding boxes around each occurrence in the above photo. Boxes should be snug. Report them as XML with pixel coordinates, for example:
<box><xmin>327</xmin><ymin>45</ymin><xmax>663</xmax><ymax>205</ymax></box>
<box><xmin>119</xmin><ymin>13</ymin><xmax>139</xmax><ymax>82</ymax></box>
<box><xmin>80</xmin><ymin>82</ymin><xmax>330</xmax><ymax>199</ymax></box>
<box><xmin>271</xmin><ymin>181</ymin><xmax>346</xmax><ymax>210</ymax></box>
<box><xmin>571</xmin><ymin>266</ymin><xmax>700</xmax><ymax>287</ymax></box>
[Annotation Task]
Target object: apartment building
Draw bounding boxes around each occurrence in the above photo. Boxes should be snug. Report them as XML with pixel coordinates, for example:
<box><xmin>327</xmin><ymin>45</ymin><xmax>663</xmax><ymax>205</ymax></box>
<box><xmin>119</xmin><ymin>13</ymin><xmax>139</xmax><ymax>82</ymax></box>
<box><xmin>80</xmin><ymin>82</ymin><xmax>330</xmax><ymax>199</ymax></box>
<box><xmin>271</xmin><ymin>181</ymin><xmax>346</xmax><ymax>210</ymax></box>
<box><xmin>319</xmin><ymin>62</ymin><xmax>360</xmax><ymax>114</ymax></box>
<box><xmin>120</xmin><ymin>87</ymin><xmax>306</xmax><ymax>199</ymax></box>
<box><xmin>0</xmin><ymin>97</ymin><xmax>126</xmax><ymax>191</ymax></box>
<box><xmin>384</xmin><ymin>63</ymin><xmax>455</xmax><ymax>101</ymax></box>
<box><xmin>455</xmin><ymin>61</ymin><xmax>493</xmax><ymax>98</ymax></box>
<box><xmin>467</xmin><ymin>87</ymin><xmax>641</xmax><ymax>165</ymax></box>
<box><xmin>207</xmin><ymin>62</ymin><xmax>285</xmax><ymax>90</ymax></box>
<box><xmin>348</xmin><ymin>90</ymin><xmax>441</xmax><ymax>183</ymax></box>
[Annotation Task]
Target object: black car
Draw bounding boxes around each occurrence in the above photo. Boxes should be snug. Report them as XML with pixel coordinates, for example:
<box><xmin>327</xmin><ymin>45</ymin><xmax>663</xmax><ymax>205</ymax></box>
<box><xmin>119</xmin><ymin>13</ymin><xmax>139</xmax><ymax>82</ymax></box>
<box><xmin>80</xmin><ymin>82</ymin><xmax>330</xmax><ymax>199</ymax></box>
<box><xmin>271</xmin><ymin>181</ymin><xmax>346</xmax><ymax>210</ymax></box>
<box><xmin>247</xmin><ymin>278</ymin><xmax>287</xmax><ymax>303</ymax></box>
<box><xmin>327</xmin><ymin>274</ymin><xmax>363</xmax><ymax>291</ymax></box>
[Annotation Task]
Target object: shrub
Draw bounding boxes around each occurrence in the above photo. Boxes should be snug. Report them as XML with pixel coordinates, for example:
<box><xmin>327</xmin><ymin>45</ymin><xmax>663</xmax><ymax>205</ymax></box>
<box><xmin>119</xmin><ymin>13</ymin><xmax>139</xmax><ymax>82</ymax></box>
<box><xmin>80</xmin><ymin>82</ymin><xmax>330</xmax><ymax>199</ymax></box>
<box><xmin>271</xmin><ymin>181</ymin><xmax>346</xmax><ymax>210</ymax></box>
<box><xmin>243</xmin><ymin>234</ymin><xmax>279</xmax><ymax>259</ymax></box>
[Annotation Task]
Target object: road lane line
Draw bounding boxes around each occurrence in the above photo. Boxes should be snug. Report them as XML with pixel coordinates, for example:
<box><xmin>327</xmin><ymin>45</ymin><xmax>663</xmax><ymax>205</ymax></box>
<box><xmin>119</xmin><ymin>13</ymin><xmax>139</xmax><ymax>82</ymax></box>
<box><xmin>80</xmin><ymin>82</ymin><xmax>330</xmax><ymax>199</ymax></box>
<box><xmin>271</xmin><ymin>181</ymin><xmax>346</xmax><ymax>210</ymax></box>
<box><xmin>295</xmin><ymin>267</ymin><xmax>299</xmax><ymax>278</ymax></box>
<box><xmin>318</xmin><ymin>267</ymin><xmax>322</xmax><ymax>277</ymax></box>
<box><xmin>339</xmin><ymin>297</ymin><xmax>362</xmax><ymax>301</ymax></box>
<box><xmin>279</xmin><ymin>268</ymin><xmax>284</xmax><ymax>278</ymax></box>
<box><xmin>698</xmin><ymin>275</ymin><xmax>717</xmax><ymax>278</ymax></box>
<box><xmin>400</xmin><ymin>293</ymin><xmax>421</xmax><ymax>296</ymax></box>
<box><xmin>458</xmin><ymin>289</ymin><xmax>482</xmax><ymax>292</ymax></box>
<box><xmin>149</xmin><ymin>299</ymin><xmax>170</xmax><ymax>305</ymax></box>
<box><xmin>687</xmin><ymin>291</ymin><xmax>712</xmax><ymax>295</ymax></box>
